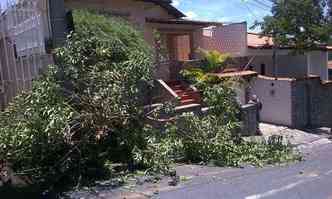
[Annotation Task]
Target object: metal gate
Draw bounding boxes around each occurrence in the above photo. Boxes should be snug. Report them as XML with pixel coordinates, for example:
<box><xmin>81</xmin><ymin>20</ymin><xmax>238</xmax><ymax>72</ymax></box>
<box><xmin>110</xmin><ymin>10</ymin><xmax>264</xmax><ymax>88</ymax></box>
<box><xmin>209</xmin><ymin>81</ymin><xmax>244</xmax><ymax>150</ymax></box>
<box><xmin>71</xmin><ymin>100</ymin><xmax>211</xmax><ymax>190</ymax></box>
<box><xmin>0</xmin><ymin>0</ymin><xmax>53</xmax><ymax>109</ymax></box>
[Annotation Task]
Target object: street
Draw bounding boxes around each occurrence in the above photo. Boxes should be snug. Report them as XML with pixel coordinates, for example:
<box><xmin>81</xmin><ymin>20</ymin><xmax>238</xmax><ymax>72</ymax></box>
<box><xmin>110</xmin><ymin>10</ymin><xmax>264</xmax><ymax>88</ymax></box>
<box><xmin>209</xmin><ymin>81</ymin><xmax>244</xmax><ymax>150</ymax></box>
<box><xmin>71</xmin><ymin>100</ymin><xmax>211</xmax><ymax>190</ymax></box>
<box><xmin>67</xmin><ymin>124</ymin><xmax>332</xmax><ymax>199</ymax></box>
<box><xmin>159</xmin><ymin>124</ymin><xmax>332</xmax><ymax>199</ymax></box>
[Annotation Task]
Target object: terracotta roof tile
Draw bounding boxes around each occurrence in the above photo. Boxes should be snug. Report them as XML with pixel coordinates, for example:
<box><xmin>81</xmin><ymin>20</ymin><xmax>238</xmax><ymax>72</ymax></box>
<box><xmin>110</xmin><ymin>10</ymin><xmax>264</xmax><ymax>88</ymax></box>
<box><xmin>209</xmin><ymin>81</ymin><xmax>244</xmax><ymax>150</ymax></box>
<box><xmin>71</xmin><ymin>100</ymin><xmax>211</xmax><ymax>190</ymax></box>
<box><xmin>247</xmin><ymin>33</ymin><xmax>273</xmax><ymax>48</ymax></box>
<box><xmin>248</xmin><ymin>33</ymin><xmax>332</xmax><ymax>51</ymax></box>
<box><xmin>210</xmin><ymin>70</ymin><xmax>258</xmax><ymax>78</ymax></box>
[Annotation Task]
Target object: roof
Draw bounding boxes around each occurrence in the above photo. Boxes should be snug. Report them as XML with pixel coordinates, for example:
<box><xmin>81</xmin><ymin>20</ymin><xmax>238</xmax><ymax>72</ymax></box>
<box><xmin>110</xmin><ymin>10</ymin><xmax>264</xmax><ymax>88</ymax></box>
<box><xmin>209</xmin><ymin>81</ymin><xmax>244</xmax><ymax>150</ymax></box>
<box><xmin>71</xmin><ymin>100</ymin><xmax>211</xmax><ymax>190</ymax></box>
<box><xmin>247</xmin><ymin>32</ymin><xmax>332</xmax><ymax>51</ymax></box>
<box><xmin>210</xmin><ymin>70</ymin><xmax>258</xmax><ymax>78</ymax></box>
<box><xmin>247</xmin><ymin>33</ymin><xmax>274</xmax><ymax>49</ymax></box>
<box><xmin>146</xmin><ymin>18</ymin><xmax>223</xmax><ymax>27</ymax></box>
<box><xmin>138</xmin><ymin>0</ymin><xmax>185</xmax><ymax>18</ymax></box>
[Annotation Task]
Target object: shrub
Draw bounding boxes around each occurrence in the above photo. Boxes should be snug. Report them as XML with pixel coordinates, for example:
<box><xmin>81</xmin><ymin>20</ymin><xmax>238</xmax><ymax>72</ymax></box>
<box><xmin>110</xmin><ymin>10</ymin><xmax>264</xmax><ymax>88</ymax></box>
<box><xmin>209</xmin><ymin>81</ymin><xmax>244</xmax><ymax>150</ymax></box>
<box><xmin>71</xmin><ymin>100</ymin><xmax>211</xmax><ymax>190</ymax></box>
<box><xmin>198</xmin><ymin>49</ymin><xmax>231</xmax><ymax>72</ymax></box>
<box><xmin>0</xmin><ymin>67</ymin><xmax>80</xmax><ymax>188</ymax></box>
<box><xmin>180</xmin><ymin>68</ymin><xmax>205</xmax><ymax>82</ymax></box>
<box><xmin>0</xmin><ymin>9</ymin><xmax>156</xmax><ymax>191</ymax></box>
<box><xmin>0</xmin><ymin>9</ymin><xmax>299</xmax><ymax>195</ymax></box>
<box><xmin>162</xmin><ymin>84</ymin><xmax>299</xmax><ymax>167</ymax></box>
<box><xmin>181</xmin><ymin>68</ymin><xmax>223</xmax><ymax>86</ymax></box>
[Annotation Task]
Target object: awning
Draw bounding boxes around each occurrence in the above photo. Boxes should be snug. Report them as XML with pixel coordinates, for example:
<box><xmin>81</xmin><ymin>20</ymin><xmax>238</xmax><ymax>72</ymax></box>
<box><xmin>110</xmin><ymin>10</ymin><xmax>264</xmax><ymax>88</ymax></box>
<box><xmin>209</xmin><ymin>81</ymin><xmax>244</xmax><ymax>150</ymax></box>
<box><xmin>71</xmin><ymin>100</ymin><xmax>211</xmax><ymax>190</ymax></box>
<box><xmin>210</xmin><ymin>70</ymin><xmax>258</xmax><ymax>78</ymax></box>
<box><xmin>146</xmin><ymin>18</ymin><xmax>223</xmax><ymax>28</ymax></box>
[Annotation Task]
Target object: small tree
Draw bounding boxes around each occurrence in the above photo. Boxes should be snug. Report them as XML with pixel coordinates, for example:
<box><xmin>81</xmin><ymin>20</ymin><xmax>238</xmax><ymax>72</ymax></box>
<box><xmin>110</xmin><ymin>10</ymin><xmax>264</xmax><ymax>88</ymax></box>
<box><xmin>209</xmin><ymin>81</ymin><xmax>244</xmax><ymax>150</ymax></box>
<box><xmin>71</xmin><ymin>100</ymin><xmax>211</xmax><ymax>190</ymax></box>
<box><xmin>256</xmin><ymin>0</ymin><xmax>332</xmax><ymax>51</ymax></box>
<box><xmin>198</xmin><ymin>49</ymin><xmax>231</xmax><ymax>72</ymax></box>
<box><xmin>0</xmin><ymin>9</ymin><xmax>155</xmax><ymax>191</ymax></box>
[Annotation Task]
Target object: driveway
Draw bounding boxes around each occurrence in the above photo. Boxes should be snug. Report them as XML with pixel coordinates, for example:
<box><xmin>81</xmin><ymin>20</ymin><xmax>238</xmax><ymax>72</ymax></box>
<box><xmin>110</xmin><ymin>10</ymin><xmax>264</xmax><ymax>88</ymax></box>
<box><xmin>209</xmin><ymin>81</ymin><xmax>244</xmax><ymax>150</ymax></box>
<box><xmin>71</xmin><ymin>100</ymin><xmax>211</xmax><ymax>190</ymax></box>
<box><xmin>67</xmin><ymin>124</ymin><xmax>332</xmax><ymax>199</ymax></box>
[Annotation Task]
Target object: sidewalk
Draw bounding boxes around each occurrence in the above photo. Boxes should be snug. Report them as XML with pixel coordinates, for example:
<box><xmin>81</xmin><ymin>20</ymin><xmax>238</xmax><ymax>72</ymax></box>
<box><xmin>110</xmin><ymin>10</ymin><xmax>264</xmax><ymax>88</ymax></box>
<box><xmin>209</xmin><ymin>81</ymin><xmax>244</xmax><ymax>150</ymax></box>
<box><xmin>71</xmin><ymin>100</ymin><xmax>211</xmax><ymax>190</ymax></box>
<box><xmin>259</xmin><ymin>123</ymin><xmax>331</xmax><ymax>152</ymax></box>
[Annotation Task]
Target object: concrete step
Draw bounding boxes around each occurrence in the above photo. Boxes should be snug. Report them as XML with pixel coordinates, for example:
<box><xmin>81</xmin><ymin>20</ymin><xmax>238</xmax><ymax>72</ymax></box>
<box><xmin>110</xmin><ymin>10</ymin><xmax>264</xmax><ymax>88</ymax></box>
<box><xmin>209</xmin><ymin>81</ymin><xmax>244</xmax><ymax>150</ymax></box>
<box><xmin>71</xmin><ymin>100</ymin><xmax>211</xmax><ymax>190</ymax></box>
<box><xmin>181</xmin><ymin>98</ymin><xmax>198</xmax><ymax>105</ymax></box>
<box><xmin>166</xmin><ymin>81</ymin><xmax>202</xmax><ymax>106</ymax></box>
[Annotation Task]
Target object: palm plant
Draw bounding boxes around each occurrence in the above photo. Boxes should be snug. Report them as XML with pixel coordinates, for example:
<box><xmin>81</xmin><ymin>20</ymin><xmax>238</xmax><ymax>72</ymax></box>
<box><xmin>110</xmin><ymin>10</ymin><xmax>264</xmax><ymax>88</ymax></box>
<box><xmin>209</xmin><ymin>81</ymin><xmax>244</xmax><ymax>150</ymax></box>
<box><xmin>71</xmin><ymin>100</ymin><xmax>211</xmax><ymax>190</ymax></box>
<box><xmin>198</xmin><ymin>48</ymin><xmax>231</xmax><ymax>72</ymax></box>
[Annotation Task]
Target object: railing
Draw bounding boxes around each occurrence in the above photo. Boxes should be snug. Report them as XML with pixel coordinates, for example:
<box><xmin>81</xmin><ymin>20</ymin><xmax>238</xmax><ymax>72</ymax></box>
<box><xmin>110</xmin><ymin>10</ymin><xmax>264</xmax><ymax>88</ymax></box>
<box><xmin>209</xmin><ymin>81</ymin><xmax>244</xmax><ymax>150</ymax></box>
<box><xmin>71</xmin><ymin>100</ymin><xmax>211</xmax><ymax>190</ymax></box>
<box><xmin>152</xmin><ymin>79</ymin><xmax>179</xmax><ymax>103</ymax></box>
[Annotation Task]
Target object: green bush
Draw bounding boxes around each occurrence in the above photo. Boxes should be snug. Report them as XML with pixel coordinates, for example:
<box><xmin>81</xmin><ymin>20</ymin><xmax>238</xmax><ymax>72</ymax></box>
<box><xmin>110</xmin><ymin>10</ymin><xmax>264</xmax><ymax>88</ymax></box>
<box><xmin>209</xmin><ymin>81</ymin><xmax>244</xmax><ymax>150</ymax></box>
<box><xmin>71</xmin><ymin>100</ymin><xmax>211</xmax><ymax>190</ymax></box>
<box><xmin>161</xmin><ymin>84</ymin><xmax>299</xmax><ymax>167</ymax></box>
<box><xmin>0</xmin><ymin>9</ymin><xmax>156</xmax><ymax>190</ymax></box>
<box><xmin>181</xmin><ymin>68</ymin><xmax>223</xmax><ymax>86</ymax></box>
<box><xmin>0</xmin><ymin>67</ymin><xmax>77</xmax><ymax>186</ymax></box>
<box><xmin>0</xmin><ymin>9</ymin><xmax>299</xmax><ymax>195</ymax></box>
<box><xmin>198</xmin><ymin>49</ymin><xmax>231</xmax><ymax>72</ymax></box>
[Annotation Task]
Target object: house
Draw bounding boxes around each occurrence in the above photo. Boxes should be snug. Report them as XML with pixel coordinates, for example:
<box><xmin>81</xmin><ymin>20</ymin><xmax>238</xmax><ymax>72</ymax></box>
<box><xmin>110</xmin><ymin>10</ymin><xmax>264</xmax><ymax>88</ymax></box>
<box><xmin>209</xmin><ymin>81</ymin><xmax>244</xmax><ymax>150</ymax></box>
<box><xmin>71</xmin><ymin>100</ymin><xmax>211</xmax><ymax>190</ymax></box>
<box><xmin>58</xmin><ymin>0</ymin><xmax>232</xmax><ymax>107</ymax></box>
<box><xmin>201</xmin><ymin>23</ymin><xmax>331</xmax><ymax>81</ymax></box>
<box><xmin>199</xmin><ymin>22</ymin><xmax>332</xmax><ymax>129</ymax></box>
<box><xmin>247</xmin><ymin>33</ymin><xmax>330</xmax><ymax>81</ymax></box>
<box><xmin>0</xmin><ymin>0</ymin><xmax>225</xmax><ymax>108</ymax></box>
<box><xmin>57</xmin><ymin>0</ymin><xmax>224</xmax><ymax>81</ymax></box>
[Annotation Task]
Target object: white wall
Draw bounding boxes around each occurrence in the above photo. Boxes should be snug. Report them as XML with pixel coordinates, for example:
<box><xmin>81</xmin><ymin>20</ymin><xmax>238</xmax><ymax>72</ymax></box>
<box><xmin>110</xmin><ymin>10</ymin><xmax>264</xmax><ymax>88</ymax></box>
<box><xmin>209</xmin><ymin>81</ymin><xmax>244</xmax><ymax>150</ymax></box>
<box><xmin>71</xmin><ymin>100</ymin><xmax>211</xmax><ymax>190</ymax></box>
<box><xmin>248</xmin><ymin>50</ymin><xmax>308</xmax><ymax>78</ymax></box>
<box><xmin>250</xmin><ymin>76</ymin><xmax>293</xmax><ymax>126</ymax></box>
<box><xmin>308</xmin><ymin>51</ymin><xmax>328</xmax><ymax>81</ymax></box>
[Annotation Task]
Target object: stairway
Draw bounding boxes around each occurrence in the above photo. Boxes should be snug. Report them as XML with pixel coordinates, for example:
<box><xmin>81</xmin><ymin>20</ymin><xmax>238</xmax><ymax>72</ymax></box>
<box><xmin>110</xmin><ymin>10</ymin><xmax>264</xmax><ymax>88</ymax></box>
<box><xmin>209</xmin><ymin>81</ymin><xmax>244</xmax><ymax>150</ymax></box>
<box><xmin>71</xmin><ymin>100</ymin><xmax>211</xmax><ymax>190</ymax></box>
<box><xmin>167</xmin><ymin>81</ymin><xmax>201</xmax><ymax>106</ymax></box>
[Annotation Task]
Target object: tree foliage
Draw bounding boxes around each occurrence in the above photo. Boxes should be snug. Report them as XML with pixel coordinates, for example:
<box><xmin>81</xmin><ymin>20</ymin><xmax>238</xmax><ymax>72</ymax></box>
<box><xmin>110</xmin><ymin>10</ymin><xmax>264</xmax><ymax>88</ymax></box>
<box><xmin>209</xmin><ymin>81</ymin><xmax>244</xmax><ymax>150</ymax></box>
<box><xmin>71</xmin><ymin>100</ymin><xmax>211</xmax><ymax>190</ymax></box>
<box><xmin>198</xmin><ymin>49</ymin><xmax>231</xmax><ymax>72</ymax></box>
<box><xmin>162</xmin><ymin>84</ymin><xmax>298</xmax><ymax>167</ymax></box>
<box><xmin>0</xmin><ymin>9</ymin><xmax>299</xmax><ymax>196</ymax></box>
<box><xmin>256</xmin><ymin>0</ymin><xmax>332</xmax><ymax>51</ymax></box>
<box><xmin>0</xmin><ymin>9</ymin><xmax>155</xmax><ymax>191</ymax></box>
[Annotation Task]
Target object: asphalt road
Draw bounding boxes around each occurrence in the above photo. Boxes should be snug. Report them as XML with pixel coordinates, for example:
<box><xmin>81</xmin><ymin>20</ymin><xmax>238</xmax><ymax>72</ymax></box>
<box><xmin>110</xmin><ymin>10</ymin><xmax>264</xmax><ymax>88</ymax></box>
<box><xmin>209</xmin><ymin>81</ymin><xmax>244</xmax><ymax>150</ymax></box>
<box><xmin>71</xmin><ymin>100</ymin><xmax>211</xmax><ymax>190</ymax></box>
<box><xmin>66</xmin><ymin>125</ymin><xmax>332</xmax><ymax>199</ymax></box>
<box><xmin>159</xmin><ymin>136</ymin><xmax>332</xmax><ymax>199</ymax></box>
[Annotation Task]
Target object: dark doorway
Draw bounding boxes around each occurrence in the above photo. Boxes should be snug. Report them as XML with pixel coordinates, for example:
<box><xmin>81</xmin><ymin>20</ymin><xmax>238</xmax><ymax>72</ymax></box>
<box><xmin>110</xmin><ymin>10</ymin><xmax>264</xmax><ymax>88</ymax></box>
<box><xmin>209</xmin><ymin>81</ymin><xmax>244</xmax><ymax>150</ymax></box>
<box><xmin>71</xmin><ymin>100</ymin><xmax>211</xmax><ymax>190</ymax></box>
<box><xmin>260</xmin><ymin>64</ymin><xmax>266</xmax><ymax>75</ymax></box>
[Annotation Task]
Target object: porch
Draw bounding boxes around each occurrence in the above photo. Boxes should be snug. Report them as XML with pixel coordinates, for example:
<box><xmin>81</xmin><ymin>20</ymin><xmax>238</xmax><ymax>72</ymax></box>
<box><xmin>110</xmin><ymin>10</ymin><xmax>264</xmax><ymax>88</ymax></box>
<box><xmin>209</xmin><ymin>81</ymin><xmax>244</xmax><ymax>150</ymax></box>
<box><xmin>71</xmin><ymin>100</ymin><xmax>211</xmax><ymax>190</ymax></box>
<box><xmin>146</xmin><ymin>18</ymin><xmax>223</xmax><ymax>81</ymax></box>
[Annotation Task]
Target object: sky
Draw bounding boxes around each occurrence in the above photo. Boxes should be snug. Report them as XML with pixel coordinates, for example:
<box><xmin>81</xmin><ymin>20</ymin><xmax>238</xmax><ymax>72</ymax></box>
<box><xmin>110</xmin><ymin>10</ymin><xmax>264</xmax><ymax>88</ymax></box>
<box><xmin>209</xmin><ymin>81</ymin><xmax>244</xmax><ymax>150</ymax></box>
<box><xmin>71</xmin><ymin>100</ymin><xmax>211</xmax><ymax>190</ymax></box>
<box><xmin>0</xmin><ymin>0</ymin><xmax>272</xmax><ymax>31</ymax></box>
<box><xmin>172</xmin><ymin>0</ymin><xmax>272</xmax><ymax>31</ymax></box>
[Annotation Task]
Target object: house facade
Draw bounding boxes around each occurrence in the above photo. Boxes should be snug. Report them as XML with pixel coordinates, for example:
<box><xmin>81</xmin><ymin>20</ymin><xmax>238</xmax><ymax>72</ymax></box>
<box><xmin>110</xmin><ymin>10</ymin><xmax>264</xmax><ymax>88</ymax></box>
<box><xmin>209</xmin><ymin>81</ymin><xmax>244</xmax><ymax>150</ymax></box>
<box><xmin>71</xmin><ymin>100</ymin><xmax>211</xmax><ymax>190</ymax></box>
<box><xmin>201</xmin><ymin>23</ymin><xmax>331</xmax><ymax>81</ymax></box>
<box><xmin>61</xmin><ymin>0</ymin><xmax>224</xmax><ymax>81</ymax></box>
<box><xmin>0</xmin><ymin>0</ymin><xmax>222</xmax><ymax>107</ymax></box>
<box><xmin>199</xmin><ymin>22</ymin><xmax>332</xmax><ymax>129</ymax></box>
<box><xmin>1</xmin><ymin>0</ymin><xmax>330</xmax><ymax>131</ymax></box>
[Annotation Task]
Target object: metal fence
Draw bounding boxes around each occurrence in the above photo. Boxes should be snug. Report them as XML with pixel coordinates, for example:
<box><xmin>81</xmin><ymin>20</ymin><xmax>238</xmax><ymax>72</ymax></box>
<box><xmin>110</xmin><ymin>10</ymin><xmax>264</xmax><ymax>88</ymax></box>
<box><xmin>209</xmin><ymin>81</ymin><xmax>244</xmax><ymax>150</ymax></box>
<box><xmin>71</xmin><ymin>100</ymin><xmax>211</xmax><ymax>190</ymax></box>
<box><xmin>0</xmin><ymin>0</ymin><xmax>53</xmax><ymax>109</ymax></box>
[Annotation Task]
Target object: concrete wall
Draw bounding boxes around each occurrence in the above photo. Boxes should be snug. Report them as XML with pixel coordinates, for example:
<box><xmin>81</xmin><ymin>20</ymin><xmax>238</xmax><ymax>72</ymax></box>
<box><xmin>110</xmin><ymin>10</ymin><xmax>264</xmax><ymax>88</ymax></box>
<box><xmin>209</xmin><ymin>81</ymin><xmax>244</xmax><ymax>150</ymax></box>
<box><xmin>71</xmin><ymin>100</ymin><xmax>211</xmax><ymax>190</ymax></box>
<box><xmin>249</xmin><ymin>55</ymin><xmax>274</xmax><ymax>76</ymax></box>
<box><xmin>291</xmin><ymin>77</ymin><xmax>332</xmax><ymax>128</ymax></box>
<box><xmin>250</xmin><ymin>75</ymin><xmax>332</xmax><ymax>129</ymax></box>
<box><xmin>277</xmin><ymin>54</ymin><xmax>308</xmax><ymax>78</ymax></box>
<box><xmin>308</xmin><ymin>51</ymin><xmax>328</xmax><ymax>81</ymax></box>
<box><xmin>291</xmin><ymin>79</ymin><xmax>309</xmax><ymax>128</ymax></box>
<box><xmin>250</xmin><ymin>76</ymin><xmax>293</xmax><ymax>127</ymax></box>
